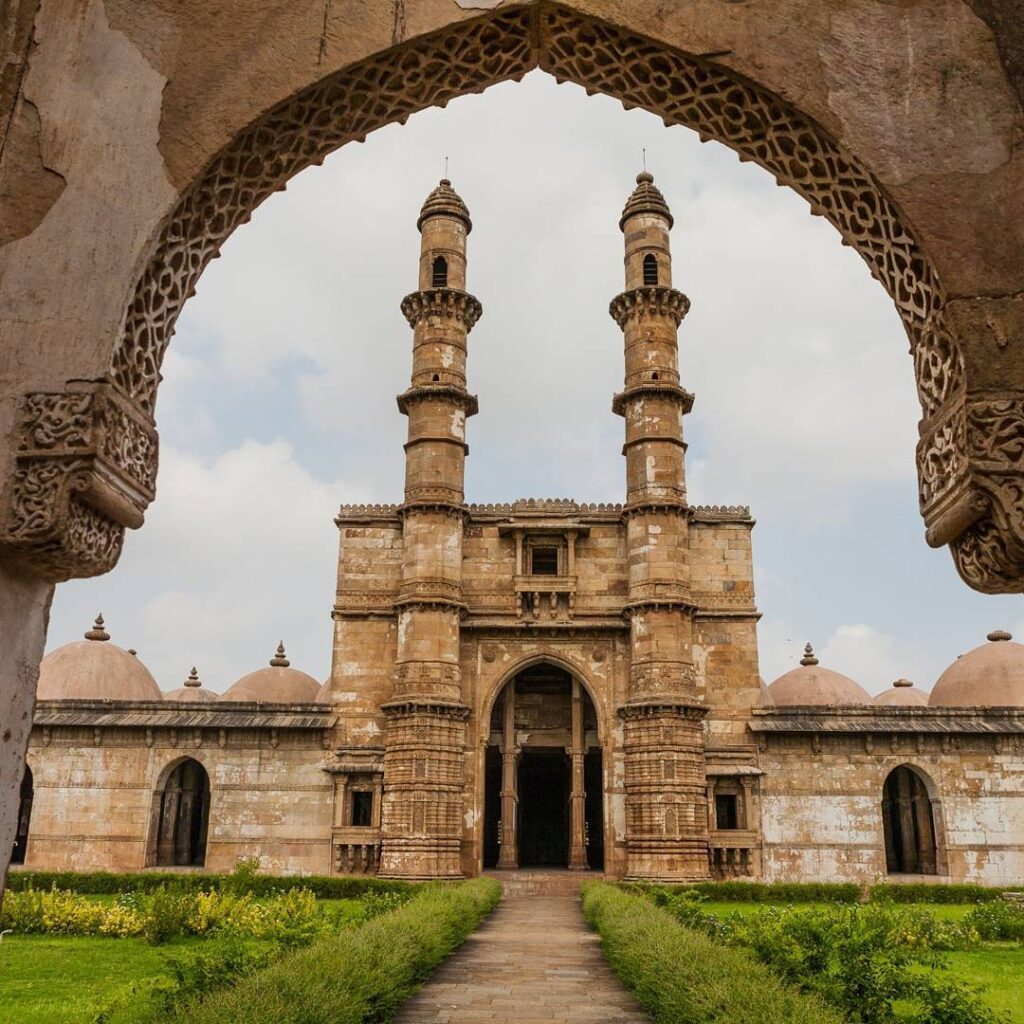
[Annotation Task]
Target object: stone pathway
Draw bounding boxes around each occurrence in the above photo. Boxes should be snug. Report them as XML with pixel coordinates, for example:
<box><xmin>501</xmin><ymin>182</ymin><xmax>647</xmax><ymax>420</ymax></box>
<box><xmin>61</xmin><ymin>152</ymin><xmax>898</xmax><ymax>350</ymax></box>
<box><xmin>395</xmin><ymin>884</ymin><xmax>649</xmax><ymax>1024</ymax></box>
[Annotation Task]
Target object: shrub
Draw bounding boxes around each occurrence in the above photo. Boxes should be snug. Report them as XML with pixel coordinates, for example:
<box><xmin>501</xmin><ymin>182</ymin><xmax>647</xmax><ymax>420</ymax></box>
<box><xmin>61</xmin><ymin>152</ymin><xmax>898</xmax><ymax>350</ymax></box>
<box><xmin>165</xmin><ymin>877</ymin><xmax>501</xmax><ymax>1024</ymax></box>
<box><xmin>963</xmin><ymin>902</ymin><xmax>1024</xmax><ymax>942</ymax></box>
<box><xmin>625</xmin><ymin>880</ymin><xmax>862</xmax><ymax>904</ymax></box>
<box><xmin>5</xmin><ymin>868</ymin><xmax>413</xmax><ymax>900</ymax></box>
<box><xmin>869</xmin><ymin>883</ymin><xmax>1013</xmax><ymax>905</ymax></box>
<box><xmin>582</xmin><ymin>881</ymin><xmax>842</xmax><ymax>1024</ymax></box>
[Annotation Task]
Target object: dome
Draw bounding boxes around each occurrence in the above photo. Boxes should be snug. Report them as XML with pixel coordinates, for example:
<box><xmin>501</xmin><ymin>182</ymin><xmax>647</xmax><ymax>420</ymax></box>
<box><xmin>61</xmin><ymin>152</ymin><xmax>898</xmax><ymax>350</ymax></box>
<box><xmin>316</xmin><ymin>678</ymin><xmax>331</xmax><ymax>702</ymax></box>
<box><xmin>165</xmin><ymin>666</ymin><xmax>218</xmax><ymax>703</ymax></box>
<box><xmin>874</xmin><ymin>678</ymin><xmax>929</xmax><ymax>707</ymax></box>
<box><xmin>929</xmin><ymin>630</ymin><xmax>1024</xmax><ymax>707</ymax></box>
<box><xmin>37</xmin><ymin>615</ymin><xmax>162</xmax><ymax>702</ymax></box>
<box><xmin>619</xmin><ymin>171</ymin><xmax>674</xmax><ymax>230</ymax></box>
<box><xmin>417</xmin><ymin>178</ymin><xmax>472</xmax><ymax>233</ymax></box>
<box><xmin>222</xmin><ymin>643</ymin><xmax>320</xmax><ymax>703</ymax></box>
<box><xmin>768</xmin><ymin>643</ymin><xmax>872</xmax><ymax>707</ymax></box>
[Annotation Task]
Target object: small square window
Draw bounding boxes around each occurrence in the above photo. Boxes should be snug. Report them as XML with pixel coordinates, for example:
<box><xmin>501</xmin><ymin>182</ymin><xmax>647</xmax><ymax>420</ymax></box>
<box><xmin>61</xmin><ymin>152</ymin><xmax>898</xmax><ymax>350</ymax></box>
<box><xmin>351</xmin><ymin>791</ymin><xmax>373</xmax><ymax>827</ymax></box>
<box><xmin>715</xmin><ymin>794</ymin><xmax>739</xmax><ymax>830</ymax></box>
<box><xmin>531</xmin><ymin>547</ymin><xmax>559</xmax><ymax>575</ymax></box>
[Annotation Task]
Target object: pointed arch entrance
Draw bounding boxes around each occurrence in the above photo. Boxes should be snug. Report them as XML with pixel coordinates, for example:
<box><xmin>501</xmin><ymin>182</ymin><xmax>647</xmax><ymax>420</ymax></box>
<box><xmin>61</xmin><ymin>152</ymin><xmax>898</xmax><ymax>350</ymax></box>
<box><xmin>483</xmin><ymin>662</ymin><xmax>603</xmax><ymax>871</ymax></box>
<box><xmin>881</xmin><ymin>765</ymin><xmax>939</xmax><ymax>875</ymax></box>
<box><xmin>148</xmin><ymin>758</ymin><xmax>211</xmax><ymax>868</ymax></box>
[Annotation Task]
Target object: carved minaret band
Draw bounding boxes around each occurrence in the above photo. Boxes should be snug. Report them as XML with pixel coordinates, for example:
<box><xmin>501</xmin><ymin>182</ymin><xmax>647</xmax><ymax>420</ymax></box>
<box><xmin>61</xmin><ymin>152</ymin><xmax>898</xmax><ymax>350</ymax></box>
<box><xmin>378</xmin><ymin>180</ymin><xmax>481</xmax><ymax>879</ymax></box>
<box><xmin>612</xmin><ymin>173</ymin><xmax>710</xmax><ymax>881</ymax></box>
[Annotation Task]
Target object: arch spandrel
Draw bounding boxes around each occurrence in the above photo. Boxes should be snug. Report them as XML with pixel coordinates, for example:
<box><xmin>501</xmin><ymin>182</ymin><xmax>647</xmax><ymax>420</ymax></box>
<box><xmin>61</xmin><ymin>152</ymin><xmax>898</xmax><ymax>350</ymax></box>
<box><xmin>0</xmin><ymin>2</ymin><xmax>1022</xmax><ymax>592</ymax></box>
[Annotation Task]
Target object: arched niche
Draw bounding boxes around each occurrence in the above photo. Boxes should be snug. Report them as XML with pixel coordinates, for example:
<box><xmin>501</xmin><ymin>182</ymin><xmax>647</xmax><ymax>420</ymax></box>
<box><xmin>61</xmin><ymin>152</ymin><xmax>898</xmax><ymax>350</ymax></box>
<box><xmin>881</xmin><ymin>764</ymin><xmax>945</xmax><ymax>877</ymax></box>
<box><xmin>147</xmin><ymin>757</ymin><xmax>212</xmax><ymax>868</ymax></box>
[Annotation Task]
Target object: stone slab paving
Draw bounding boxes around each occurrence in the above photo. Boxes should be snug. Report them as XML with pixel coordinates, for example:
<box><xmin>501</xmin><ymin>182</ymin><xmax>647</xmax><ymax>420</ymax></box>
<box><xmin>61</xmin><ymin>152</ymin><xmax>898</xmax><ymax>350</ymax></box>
<box><xmin>394</xmin><ymin>892</ymin><xmax>650</xmax><ymax>1024</ymax></box>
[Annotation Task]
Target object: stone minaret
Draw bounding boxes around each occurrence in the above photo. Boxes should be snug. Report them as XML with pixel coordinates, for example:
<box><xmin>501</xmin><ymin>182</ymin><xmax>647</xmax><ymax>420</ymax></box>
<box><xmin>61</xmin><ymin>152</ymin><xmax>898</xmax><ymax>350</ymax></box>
<box><xmin>378</xmin><ymin>180</ymin><xmax>482</xmax><ymax>878</ymax></box>
<box><xmin>611</xmin><ymin>172</ymin><xmax>710</xmax><ymax>880</ymax></box>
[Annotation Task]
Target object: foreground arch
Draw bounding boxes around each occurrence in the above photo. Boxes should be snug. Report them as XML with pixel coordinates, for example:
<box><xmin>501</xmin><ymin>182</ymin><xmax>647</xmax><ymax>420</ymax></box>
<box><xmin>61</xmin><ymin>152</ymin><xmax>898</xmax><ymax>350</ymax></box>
<box><xmin>2</xmin><ymin>0</ymin><xmax>1023</xmax><ymax>891</ymax></box>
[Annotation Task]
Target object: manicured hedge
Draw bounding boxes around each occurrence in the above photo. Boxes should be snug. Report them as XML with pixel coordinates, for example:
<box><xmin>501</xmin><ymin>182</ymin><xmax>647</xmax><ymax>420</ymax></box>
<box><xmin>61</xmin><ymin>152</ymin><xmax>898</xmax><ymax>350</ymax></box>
<box><xmin>162</xmin><ymin>878</ymin><xmax>501</xmax><ymax>1024</ymax></box>
<box><xmin>5</xmin><ymin>869</ymin><xmax>412</xmax><ymax>899</ymax></box>
<box><xmin>630</xmin><ymin>881</ymin><xmax>863</xmax><ymax>904</ymax></box>
<box><xmin>582</xmin><ymin>882</ymin><xmax>843</xmax><ymax>1024</ymax></box>
<box><xmin>869</xmin><ymin>882</ymin><xmax>1018</xmax><ymax>904</ymax></box>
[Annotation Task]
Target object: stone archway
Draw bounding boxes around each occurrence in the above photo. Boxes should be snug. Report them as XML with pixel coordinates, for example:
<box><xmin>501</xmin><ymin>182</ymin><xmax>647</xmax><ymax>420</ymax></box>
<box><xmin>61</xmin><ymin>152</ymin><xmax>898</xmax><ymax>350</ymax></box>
<box><xmin>2</xmin><ymin>3</ymin><xmax>1021</xmax><ymax>595</ymax></box>
<box><xmin>147</xmin><ymin>757</ymin><xmax>211</xmax><ymax>868</ymax></box>
<box><xmin>881</xmin><ymin>764</ymin><xmax>941</xmax><ymax>876</ymax></box>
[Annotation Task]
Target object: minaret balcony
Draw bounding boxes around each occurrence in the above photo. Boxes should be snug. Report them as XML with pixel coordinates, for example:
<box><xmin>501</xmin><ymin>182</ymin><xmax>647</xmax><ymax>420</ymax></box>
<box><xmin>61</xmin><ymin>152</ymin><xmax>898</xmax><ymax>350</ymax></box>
<box><xmin>612</xmin><ymin>381</ymin><xmax>694</xmax><ymax>417</ymax></box>
<box><xmin>397</xmin><ymin>384</ymin><xmax>479</xmax><ymax>417</ymax></box>
<box><xmin>401</xmin><ymin>288</ymin><xmax>483</xmax><ymax>331</ymax></box>
<box><xmin>609</xmin><ymin>285</ymin><xmax>690</xmax><ymax>328</ymax></box>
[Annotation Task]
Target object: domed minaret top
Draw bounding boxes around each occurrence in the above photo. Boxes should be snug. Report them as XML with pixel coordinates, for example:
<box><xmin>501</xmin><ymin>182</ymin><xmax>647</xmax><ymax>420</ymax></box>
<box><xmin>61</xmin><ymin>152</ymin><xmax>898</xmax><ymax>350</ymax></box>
<box><xmin>417</xmin><ymin>178</ymin><xmax>472</xmax><ymax>233</ymax></box>
<box><xmin>619</xmin><ymin>171</ymin><xmax>674</xmax><ymax>230</ymax></box>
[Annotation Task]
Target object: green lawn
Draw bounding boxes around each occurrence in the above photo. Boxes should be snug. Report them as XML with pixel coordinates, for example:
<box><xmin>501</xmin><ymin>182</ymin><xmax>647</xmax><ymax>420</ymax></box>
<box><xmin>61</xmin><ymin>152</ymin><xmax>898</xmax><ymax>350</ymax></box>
<box><xmin>701</xmin><ymin>900</ymin><xmax>975</xmax><ymax>922</ymax></box>
<box><xmin>0</xmin><ymin>934</ymin><xmax>186</xmax><ymax>1024</ymax></box>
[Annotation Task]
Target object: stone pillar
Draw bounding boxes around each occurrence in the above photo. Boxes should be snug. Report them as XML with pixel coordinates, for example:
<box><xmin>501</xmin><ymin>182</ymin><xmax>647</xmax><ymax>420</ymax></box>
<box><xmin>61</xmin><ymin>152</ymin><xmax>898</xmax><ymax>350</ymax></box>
<box><xmin>496</xmin><ymin>686</ymin><xmax>518</xmax><ymax>869</ymax></box>
<box><xmin>568</xmin><ymin>679</ymin><xmax>588</xmax><ymax>870</ymax></box>
<box><xmin>612</xmin><ymin>173</ymin><xmax>709</xmax><ymax>881</ymax></box>
<box><xmin>379</xmin><ymin>181</ymin><xmax>482</xmax><ymax>879</ymax></box>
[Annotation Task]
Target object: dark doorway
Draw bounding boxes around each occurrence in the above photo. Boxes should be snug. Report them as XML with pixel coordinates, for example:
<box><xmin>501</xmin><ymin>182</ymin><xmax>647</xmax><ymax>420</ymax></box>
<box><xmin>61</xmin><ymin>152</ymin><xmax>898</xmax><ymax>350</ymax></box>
<box><xmin>154</xmin><ymin>758</ymin><xmax>211</xmax><ymax>867</ymax></box>
<box><xmin>483</xmin><ymin>745</ymin><xmax>502</xmax><ymax>869</ymax></box>
<box><xmin>584</xmin><ymin>749</ymin><xmax>604</xmax><ymax>870</ymax></box>
<box><xmin>882</xmin><ymin>766</ymin><xmax>937</xmax><ymax>874</ymax></box>
<box><xmin>11</xmin><ymin>765</ymin><xmax>33</xmax><ymax>865</ymax></box>
<box><xmin>517</xmin><ymin>749</ymin><xmax>570</xmax><ymax>866</ymax></box>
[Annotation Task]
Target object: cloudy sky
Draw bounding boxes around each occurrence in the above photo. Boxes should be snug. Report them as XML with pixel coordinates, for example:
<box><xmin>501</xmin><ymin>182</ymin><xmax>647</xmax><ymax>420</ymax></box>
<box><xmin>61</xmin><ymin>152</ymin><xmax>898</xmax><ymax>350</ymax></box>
<box><xmin>48</xmin><ymin>73</ymin><xmax>1021</xmax><ymax>695</ymax></box>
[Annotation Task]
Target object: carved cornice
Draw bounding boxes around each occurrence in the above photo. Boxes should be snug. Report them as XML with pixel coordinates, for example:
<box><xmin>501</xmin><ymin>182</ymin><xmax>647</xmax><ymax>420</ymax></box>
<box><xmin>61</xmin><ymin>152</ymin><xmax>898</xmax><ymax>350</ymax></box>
<box><xmin>749</xmin><ymin>706</ymin><xmax>1024</xmax><ymax>734</ymax></box>
<box><xmin>609</xmin><ymin>286</ymin><xmax>690</xmax><ymax>329</ymax></box>
<box><xmin>396</xmin><ymin>384</ymin><xmax>479</xmax><ymax>417</ymax></box>
<box><xmin>399</xmin><ymin>497</ymin><xmax>468</xmax><ymax>518</ymax></box>
<box><xmin>619</xmin><ymin>701</ymin><xmax>708</xmax><ymax>721</ymax></box>
<box><xmin>380</xmin><ymin>697</ymin><xmax>470</xmax><ymax>720</ymax></box>
<box><xmin>1</xmin><ymin>383</ymin><xmax>157</xmax><ymax>580</ymax></box>
<box><xmin>621</xmin><ymin>500</ymin><xmax>689</xmax><ymax>521</ymax></box>
<box><xmin>397</xmin><ymin>579</ymin><xmax>464</xmax><ymax>605</ymax></box>
<box><xmin>690</xmin><ymin>505</ymin><xmax>754</xmax><ymax>524</ymax></box>
<box><xmin>400</xmin><ymin>288</ymin><xmax>483</xmax><ymax>331</ymax></box>
<box><xmin>612</xmin><ymin>381</ymin><xmax>695</xmax><ymax>417</ymax></box>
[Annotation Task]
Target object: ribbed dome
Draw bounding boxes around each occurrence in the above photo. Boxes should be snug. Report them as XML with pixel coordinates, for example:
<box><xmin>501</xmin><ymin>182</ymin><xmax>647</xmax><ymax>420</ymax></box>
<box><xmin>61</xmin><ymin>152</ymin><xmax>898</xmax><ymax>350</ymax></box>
<box><xmin>929</xmin><ymin>630</ymin><xmax>1024</xmax><ymax>707</ymax></box>
<box><xmin>37</xmin><ymin>615</ymin><xmax>162</xmax><ymax>702</ymax></box>
<box><xmin>768</xmin><ymin>643</ymin><xmax>872</xmax><ymax>707</ymax></box>
<box><xmin>619</xmin><ymin>171</ymin><xmax>674</xmax><ymax>230</ymax></box>
<box><xmin>417</xmin><ymin>178</ymin><xmax>472</xmax><ymax>232</ymax></box>
<box><xmin>165</xmin><ymin>666</ymin><xmax>219</xmax><ymax>703</ymax></box>
<box><xmin>874</xmin><ymin>678</ymin><xmax>929</xmax><ymax>707</ymax></box>
<box><xmin>222</xmin><ymin>643</ymin><xmax>320</xmax><ymax>703</ymax></box>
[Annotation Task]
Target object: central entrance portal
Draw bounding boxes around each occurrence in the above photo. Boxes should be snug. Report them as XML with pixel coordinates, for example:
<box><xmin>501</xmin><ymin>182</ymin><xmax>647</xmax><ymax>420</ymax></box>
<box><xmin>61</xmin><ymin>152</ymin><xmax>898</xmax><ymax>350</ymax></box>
<box><xmin>483</xmin><ymin>663</ymin><xmax>603</xmax><ymax>871</ymax></box>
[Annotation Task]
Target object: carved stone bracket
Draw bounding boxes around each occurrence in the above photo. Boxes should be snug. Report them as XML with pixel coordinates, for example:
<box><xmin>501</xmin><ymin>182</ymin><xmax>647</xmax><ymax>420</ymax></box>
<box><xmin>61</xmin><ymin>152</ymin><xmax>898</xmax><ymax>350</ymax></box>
<box><xmin>1</xmin><ymin>382</ymin><xmax>157</xmax><ymax>580</ymax></box>
<box><xmin>400</xmin><ymin>289</ymin><xmax>483</xmax><ymax>331</ymax></box>
<box><xmin>609</xmin><ymin>286</ymin><xmax>690</xmax><ymax>329</ymax></box>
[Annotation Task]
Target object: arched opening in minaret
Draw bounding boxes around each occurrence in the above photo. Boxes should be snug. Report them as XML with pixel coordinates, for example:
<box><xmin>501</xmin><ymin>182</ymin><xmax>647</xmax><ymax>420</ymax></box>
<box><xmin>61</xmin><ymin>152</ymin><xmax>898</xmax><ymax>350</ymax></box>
<box><xmin>431</xmin><ymin>256</ymin><xmax>448</xmax><ymax>288</ymax></box>
<box><xmin>148</xmin><ymin>758</ymin><xmax>211</xmax><ymax>868</ymax></box>
<box><xmin>881</xmin><ymin>765</ymin><xmax>938</xmax><ymax>875</ymax></box>
<box><xmin>483</xmin><ymin>663</ymin><xmax>603</xmax><ymax>871</ymax></box>
<box><xmin>11</xmin><ymin>764</ymin><xmax>33</xmax><ymax>865</ymax></box>
<box><xmin>643</xmin><ymin>253</ymin><xmax>659</xmax><ymax>285</ymax></box>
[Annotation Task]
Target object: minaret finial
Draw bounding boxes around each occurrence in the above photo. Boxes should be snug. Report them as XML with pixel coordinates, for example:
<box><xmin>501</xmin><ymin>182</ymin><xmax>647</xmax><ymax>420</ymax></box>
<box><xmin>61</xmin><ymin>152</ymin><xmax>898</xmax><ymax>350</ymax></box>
<box><xmin>84</xmin><ymin>614</ymin><xmax>110</xmax><ymax>642</ymax></box>
<box><xmin>184</xmin><ymin>666</ymin><xmax>201</xmax><ymax>688</ymax></box>
<box><xmin>270</xmin><ymin>642</ymin><xmax>290</xmax><ymax>668</ymax></box>
<box><xmin>800</xmin><ymin>642</ymin><xmax>819</xmax><ymax>667</ymax></box>
<box><xmin>642</xmin><ymin>146</ymin><xmax>646</xmax><ymax>172</ymax></box>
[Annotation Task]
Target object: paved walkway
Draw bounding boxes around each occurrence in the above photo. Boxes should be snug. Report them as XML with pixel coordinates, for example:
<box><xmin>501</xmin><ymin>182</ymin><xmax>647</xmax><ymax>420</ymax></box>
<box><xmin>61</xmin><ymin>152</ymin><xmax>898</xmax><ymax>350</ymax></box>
<box><xmin>395</xmin><ymin>890</ymin><xmax>650</xmax><ymax>1024</ymax></box>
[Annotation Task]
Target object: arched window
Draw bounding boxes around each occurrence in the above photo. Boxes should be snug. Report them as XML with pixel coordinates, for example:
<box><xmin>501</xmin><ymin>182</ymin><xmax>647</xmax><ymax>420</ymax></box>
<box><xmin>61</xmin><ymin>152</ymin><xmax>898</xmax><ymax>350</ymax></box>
<box><xmin>152</xmin><ymin>758</ymin><xmax>211</xmax><ymax>867</ymax></box>
<box><xmin>432</xmin><ymin>256</ymin><xmax>448</xmax><ymax>288</ymax></box>
<box><xmin>882</xmin><ymin>765</ymin><xmax>937</xmax><ymax>875</ymax></box>
<box><xmin>11</xmin><ymin>765</ymin><xmax>33</xmax><ymax>865</ymax></box>
<box><xmin>643</xmin><ymin>253</ymin><xmax>658</xmax><ymax>285</ymax></box>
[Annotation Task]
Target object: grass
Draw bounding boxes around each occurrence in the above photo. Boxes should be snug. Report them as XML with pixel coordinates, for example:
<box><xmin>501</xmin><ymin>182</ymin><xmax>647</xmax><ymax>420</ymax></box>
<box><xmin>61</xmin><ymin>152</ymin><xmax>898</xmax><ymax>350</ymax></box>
<box><xmin>701</xmin><ymin>900</ymin><xmax>976</xmax><ymax>922</ymax></box>
<box><xmin>945</xmin><ymin>948</ymin><xmax>1024</xmax><ymax>1023</ymax></box>
<box><xmin>0</xmin><ymin>934</ymin><xmax>199</xmax><ymax>1024</ymax></box>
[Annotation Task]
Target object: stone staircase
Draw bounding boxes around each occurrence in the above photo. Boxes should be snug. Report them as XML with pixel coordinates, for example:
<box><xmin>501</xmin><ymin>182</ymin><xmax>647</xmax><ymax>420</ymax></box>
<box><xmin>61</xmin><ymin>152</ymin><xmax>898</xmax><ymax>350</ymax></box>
<box><xmin>484</xmin><ymin>869</ymin><xmax>603</xmax><ymax>897</ymax></box>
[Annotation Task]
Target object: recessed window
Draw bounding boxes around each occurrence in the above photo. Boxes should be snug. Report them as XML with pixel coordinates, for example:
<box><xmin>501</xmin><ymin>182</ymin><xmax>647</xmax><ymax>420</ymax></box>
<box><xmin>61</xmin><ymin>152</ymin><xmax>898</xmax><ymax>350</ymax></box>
<box><xmin>432</xmin><ymin>256</ymin><xmax>448</xmax><ymax>288</ymax></box>
<box><xmin>715</xmin><ymin>794</ymin><xmax>739</xmax><ymax>830</ymax></box>
<box><xmin>643</xmin><ymin>253</ymin><xmax>658</xmax><ymax>286</ymax></box>
<box><xmin>351</xmin><ymin>791</ymin><xmax>373</xmax><ymax>827</ymax></box>
<box><xmin>531</xmin><ymin>547</ymin><xmax>559</xmax><ymax>575</ymax></box>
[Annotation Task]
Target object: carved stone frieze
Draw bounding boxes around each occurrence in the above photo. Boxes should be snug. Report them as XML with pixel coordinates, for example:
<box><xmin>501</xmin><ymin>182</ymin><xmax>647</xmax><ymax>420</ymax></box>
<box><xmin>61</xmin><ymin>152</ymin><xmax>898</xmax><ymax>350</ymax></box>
<box><xmin>400</xmin><ymin>289</ymin><xmax>483</xmax><ymax>331</ymax></box>
<box><xmin>628</xmin><ymin>661</ymin><xmax>699</xmax><ymax>699</ymax></box>
<box><xmin>1</xmin><ymin>383</ymin><xmax>157</xmax><ymax>580</ymax></box>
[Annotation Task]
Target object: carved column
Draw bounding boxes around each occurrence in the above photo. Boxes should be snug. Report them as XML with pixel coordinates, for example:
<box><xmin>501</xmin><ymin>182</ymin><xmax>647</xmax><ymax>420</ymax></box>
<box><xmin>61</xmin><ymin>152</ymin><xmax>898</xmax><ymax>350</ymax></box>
<box><xmin>612</xmin><ymin>174</ymin><xmax>709</xmax><ymax>881</ymax></box>
<box><xmin>496</xmin><ymin>686</ymin><xmax>519</xmax><ymax>869</ymax></box>
<box><xmin>568</xmin><ymin>679</ymin><xmax>588</xmax><ymax>870</ymax></box>
<box><xmin>379</xmin><ymin>180</ymin><xmax>481</xmax><ymax>879</ymax></box>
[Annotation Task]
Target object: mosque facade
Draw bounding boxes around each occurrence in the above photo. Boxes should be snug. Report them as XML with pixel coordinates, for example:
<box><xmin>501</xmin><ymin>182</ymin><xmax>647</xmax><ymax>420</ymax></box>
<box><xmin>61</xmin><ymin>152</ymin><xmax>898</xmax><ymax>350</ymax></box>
<box><xmin>15</xmin><ymin>178</ymin><xmax>1024</xmax><ymax>885</ymax></box>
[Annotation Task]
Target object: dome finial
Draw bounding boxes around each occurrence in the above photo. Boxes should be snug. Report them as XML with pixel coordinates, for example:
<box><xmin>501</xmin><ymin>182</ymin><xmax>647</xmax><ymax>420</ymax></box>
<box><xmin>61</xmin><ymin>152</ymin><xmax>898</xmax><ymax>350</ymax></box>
<box><xmin>893</xmin><ymin>678</ymin><xmax>913</xmax><ymax>688</ymax></box>
<box><xmin>84</xmin><ymin>614</ymin><xmax>110</xmax><ymax>642</ymax></box>
<box><xmin>800</xmin><ymin>642</ymin><xmax>819</xmax><ymax>667</ymax></box>
<box><xmin>619</xmin><ymin>169</ymin><xmax>673</xmax><ymax>230</ymax></box>
<box><xmin>270</xmin><ymin>642</ymin><xmax>290</xmax><ymax>668</ymax></box>
<box><xmin>988</xmin><ymin>629</ymin><xmax>1012</xmax><ymax>642</ymax></box>
<box><xmin>184</xmin><ymin>666</ymin><xmax>201</xmax><ymax>688</ymax></box>
<box><xmin>417</xmin><ymin>178</ymin><xmax>472</xmax><ymax>233</ymax></box>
